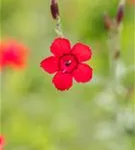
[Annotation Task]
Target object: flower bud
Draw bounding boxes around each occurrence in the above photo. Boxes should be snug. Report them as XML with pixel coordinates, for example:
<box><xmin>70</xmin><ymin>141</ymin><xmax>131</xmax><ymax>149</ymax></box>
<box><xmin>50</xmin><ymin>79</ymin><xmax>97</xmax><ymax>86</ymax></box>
<box><xmin>104</xmin><ymin>13</ymin><xmax>112</xmax><ymax>30</ymax></box>
<box><xmin>114</xmin><ymin>50</ymin><xmax>120</xmax><ymax>59</ymax></box>
<box><xmin>116</xmin><ymin>4</ymin><xmax>124</xmax><ymax>24</ymax></box>
<box><xmin>116</xmin><ymin>0</ymin><xmax>125</xmax><ymax>24</ymax></box>
<box><xmin>50</xmin><ymin>0</ymin><xmax>59</xmax><ymax>19</ymax></box>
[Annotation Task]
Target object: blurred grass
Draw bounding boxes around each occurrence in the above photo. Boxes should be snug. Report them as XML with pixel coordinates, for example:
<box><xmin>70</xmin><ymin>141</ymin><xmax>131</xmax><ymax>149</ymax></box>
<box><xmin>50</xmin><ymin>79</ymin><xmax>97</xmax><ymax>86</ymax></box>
<box><xmin>0</xmin><ymin>0</ymin><xmax>135</xmax><ymax>150</ymax></box>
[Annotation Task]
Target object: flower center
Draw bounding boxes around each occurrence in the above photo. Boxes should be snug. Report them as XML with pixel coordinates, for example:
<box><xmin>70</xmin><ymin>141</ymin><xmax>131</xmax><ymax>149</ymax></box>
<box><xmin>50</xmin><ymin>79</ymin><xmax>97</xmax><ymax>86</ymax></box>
<box><xmin>59</xmin><ymin>54</ymin><xmax>78</xmax><ymax>73</ymax></box>
<box><xmin>65</xmin><ymin>60</ymin><xmax>72</xmax><ymax>66</ymax></box>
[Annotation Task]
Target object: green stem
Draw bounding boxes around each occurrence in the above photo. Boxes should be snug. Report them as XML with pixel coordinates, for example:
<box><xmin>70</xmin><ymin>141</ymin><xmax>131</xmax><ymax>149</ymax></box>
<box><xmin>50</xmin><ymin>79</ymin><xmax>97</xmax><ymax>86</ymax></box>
<box><xmin>55</xmin><ymin>16</ymin><xmax>64</xmax><ymax>37</ymax></box>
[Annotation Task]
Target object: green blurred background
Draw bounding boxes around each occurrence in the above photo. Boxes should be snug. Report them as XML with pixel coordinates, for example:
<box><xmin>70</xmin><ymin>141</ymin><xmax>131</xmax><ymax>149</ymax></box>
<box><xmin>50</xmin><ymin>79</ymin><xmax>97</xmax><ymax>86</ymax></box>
<box><xmin>0</xmin><ymin>0</ymin><xmax>135</xmax><ymax>149</ymax></box>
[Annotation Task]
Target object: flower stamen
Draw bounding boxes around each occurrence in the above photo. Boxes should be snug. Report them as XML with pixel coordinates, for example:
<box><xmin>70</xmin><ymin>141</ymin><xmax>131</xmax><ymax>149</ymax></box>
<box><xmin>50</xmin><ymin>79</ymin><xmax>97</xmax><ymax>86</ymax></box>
<box><xmin>65</xmin><ymin>60</ymin><xmax>72</xmax><ymax>66</ymax></box>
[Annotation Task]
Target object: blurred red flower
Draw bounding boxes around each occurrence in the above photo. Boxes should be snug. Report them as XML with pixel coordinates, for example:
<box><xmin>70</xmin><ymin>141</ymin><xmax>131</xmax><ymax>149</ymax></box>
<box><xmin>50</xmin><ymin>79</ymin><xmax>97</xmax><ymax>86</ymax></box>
<box><xmin>40</xmin><ymin>38</ymin><xmax>93</xmax><ymax>91</ymax></box>
<box><xmin>0</xmin><ymin>39</ymin><xmax>28</xmax><ymax>70</ymax></box>
<box><xmin>0</xmin><ymin>136</ymin><xmax>4</xmax><ymax>150</ymax></box>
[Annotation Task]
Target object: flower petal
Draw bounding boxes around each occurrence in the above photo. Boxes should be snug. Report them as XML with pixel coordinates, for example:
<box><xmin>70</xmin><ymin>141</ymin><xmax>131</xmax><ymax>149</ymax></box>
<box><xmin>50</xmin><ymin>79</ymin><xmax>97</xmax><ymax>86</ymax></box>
<box><xmin>71</xmin><ymin>43</ymin><xmax>92</xmax><ymax>62</ymax></box>
<box><xmin>52</xmin><ymin>72</ymin><xmax>73</xmax><ymax>91</ymax></box>
<box><xmin>73</xmin><ymin>63</ymin><xmax>93</xmax><ymax>83</ymax></box>
<box><xmin>50</xmin><ymin>38</ymin><xmax>71</xmax><ymax>56</ymax></box>
<box><xmin>40</xmin><ymin>56</ymin><xmax>58</xmax><ymax>74</ymax></box>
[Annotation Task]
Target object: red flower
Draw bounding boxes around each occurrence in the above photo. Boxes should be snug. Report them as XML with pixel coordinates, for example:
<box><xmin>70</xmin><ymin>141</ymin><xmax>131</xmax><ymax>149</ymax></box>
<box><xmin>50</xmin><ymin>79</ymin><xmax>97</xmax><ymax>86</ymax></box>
<box><xmin>0</xmin><ymin>39</ymin><xmax>28</xmax><ymax>70</ymax></box>
<box><xmin>0</xmin><ymin>136</ymin><xmax>4</xmax><ymax>150</ymax></box>
<box><xmin>40</xmin><ymin>38</ymin><xmax>93</xmax><ymax>91</ymax></box>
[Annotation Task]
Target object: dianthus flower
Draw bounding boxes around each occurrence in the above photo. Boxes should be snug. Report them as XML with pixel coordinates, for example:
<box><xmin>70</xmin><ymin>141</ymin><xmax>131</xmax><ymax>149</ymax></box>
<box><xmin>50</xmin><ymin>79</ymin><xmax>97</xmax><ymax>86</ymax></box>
<box><xmin>40</xmin><ymin>38</ymin><xmax>93</xmax><ymax>91</ymax></box>
<box><xmin>0</xmin><ymin>39</ymin><xmax>28</xmax><ymax>70</ymax></box>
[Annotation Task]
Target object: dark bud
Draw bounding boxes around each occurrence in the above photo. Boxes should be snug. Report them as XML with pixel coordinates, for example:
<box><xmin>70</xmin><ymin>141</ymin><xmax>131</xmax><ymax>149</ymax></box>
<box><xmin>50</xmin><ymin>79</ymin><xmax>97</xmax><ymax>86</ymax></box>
<box><xmin>116</xmin><ymin>4</ymin><xmax>124</xmax><ymax>24</ymax></box>
<box><xmin>104</xmin><ymin>13</ymin><xmax>112</xmax><ymax>30</ymax></box>
<box><xmin>114</xmin><ymin>50</ymin><xmax>120</xmax><ymax>59</ymax></box>
<box><xmin>50</xmin><ymin>0</ymin><xmax>59</xmax><ymax>19</ymax></box>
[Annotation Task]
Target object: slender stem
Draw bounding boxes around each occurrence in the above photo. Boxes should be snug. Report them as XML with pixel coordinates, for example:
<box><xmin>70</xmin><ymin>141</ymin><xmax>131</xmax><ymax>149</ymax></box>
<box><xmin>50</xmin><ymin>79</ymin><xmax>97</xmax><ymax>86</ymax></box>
<box><xmin>51</xmin><ymin>0</ymin><xmax>57</xmax><ymax>4</ymax></box>
<box><xmin>55</xmin><ymin>16</ymin><xmax>64</xmax><ymax>37</ymax></box>
<box><xmin>108</xmin><ymin>24</ymin><xmax>121</xmax><ymax>88</ymax></box>
<box><xmin>106</xmin><ymin>0</ymin><xmax>125</xmax><ymax>121</ymax></box>
<box><xmin>107</xmin><ymin>0</ymin><xmax>126</xmax><ymax>92</ymax></box>
<box><xmin>50</xmin><ymin>0</ymin><xmax>64</xmax><ymax>37</ymax></box>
